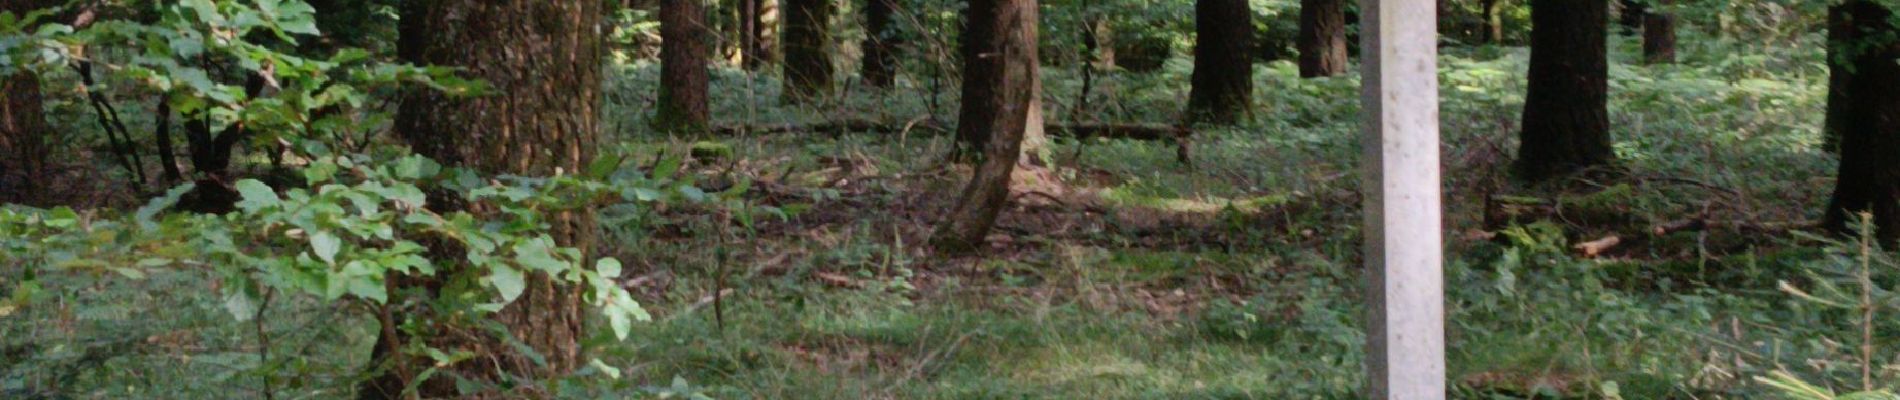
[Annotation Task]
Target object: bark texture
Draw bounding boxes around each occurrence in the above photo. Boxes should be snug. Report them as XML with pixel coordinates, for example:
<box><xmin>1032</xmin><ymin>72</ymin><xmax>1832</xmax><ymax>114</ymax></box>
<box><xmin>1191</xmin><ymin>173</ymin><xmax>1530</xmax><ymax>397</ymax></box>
<box><xmin>782</xmin><ymin>0</ymin><xmax>834</xmax><ymax>101</ymax></box>
<box><xmin>934</xmin><ymin>0</ymin><xmax>1037</xmax><ymax>253</ymax></box>
<box><xmin>0</xmin><ymin>73</ymin><xmax>49</xmax><ymax>202</ymax></box>
<box><xmin>860</xmin><ymin>0</ymin><xmax>898</xmax><ymax>88</ymax></box>
<box><xmin>369</xmin><ymin>0</ymin><xmax>603</xmax><ymax>397</ymax></box>
<box><xmin>1641</xmin><ymin>8</ymin><xmax>1675</xmax><ymax>64</ymax></box>
<box><xmin>1824</xmin><ymin>1</ymin><xmax>1900</xmax><ymax>242</ymax></box>
<box><xmin>657</xmin><ymin>0</ymin><xmax>711</xmax><ymax>133</ymax></box>
<box><xmin>741</xmin><ymin>0</ymin><xmax>778</xmax><ymax>69</ymax></box>
<box><xmin>1187</xmin><ymin>0</ymin><xmax>1254</xmax><ymax>124</ymax></box>
<box><xmin>1297</xmin><ymin>0</ymin><xmax>1348</xmax><ymax>77</ymax></box>
<box><xmin>1480</xmin><ymin>0</ymin><xmax>1504</xmax><ymax>44</ymax></box>
<box><xmin>1515</xmin><ymin>0</ymin><xmax>1613</xmax><ymax>182</ymax></box>
<box><xmin>1824</xmin><ymin>5</ymin><xmax>1852</xmax><ymax>152</ymax></box>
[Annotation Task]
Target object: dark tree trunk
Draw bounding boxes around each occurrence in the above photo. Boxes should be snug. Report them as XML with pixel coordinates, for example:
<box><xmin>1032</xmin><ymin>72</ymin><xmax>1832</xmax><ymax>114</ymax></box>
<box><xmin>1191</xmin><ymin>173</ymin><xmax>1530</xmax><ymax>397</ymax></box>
<box><xmin>1641</xmin><ymin>8</ymin><xmax>1675</xmax><ymax>64</ymax></box>
<box><xmin>1481</xmin><ymin>0</ymin><xmax>1504</xmax><ymax>44</ymax></box>
<box><xmin>741</xmin><ymin>0</ymin><xmax>777</xmax><ymax>70</ymax></box>
<box><xmin>1187</xmin><ymin>0</ymin><xmax>1254</xmax><ymax>124</ymax></box>
<box><xmin>934</xmin><ymin>0</ymin><xmax>1037</xmax><ymax>252</ymax></box>
<box><xmin>0</xmin><ymin>72</ymin><xmax>49</xmax><ymax>203</ymax></box>
<box><xmin>954</xmin><ymin>0</ymin><xmax>1000</xmax><ymax>155</ymax></box>
<box><xmin>1515</xmin><ymin>0</ymin><xmax>1613</xmax><ymax>182</ymax></box>
<box><xmin>1297</xmin><ymin>0</ymin><xmax>1347</xmax><ymax>78</ymax></box>
<box><xmin>657</xmin><ymin>0</ymin><xmax>711</xmax><ymax>133</ymax></box>
<box><xmin>365</xmin><ymin>0</ymin><xmax>603</xmax><ymax>397</ymax></box>
<box><xmin>1824</xmin><ymin>1</ymin><xmax>1900</xmax><ymax>242</ymax></box>
<box><xmin>860</xmin><ymin>0</ymin><xmax>898</xmax><ymax>88</ymax></box>
<box><xmin>1824</xmin><ymin>5</ymin><xmax>1852</xmax><ymax>152</ymax></box>
<box><xmin>782</xmin><ymin>0</ymin><xmax>833</xmax><ymax>101</ymax></box>
<box><xmin>1617</xmin><ymin>0</ymin><xmax>1646</xmax><ymax>36</ymax></box>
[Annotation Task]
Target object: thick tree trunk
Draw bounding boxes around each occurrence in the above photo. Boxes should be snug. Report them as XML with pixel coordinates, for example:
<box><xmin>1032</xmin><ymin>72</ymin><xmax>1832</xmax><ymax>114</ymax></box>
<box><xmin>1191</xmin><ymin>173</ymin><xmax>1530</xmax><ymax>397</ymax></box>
<box><xmin>1515</xmin><ymin>0</ymin><xmax>1613</xmax><ymax>182</ymax></box>
<box><xmin>1481</xmin><ymin>0</ymin><xmax>1504</xmax><ymax>44</ymax></box>
<box><xmin>1641</xmin><ymin>8</ymin><xmax>1675</xmax><ymax>64</ymax></box>
<box><xmin>0</xmin><ymin>73</ymin><xmax>49</xmax><ymax>202</ymax></box>
<box><xmin>934</xmin><ymin>0</ymin><xmax>1037</xmax><ymax>253</ymax></box>
<box><xmin>1297</xmin><ymin>0</ymin><xmax>1348</xmax><ymax>78</ymax></box>
<box><xmin>860</xmin><ymin>0</ymin><xmax>898</xmax><ymax>88</ymax></box>
<box><xmin>954</xmin><ymin>0</ymin><xmax>1000</xmax><ymax>155</ymax></box>
<box><xmin>657</xmin><ymin>0</ymin><xmax>711</xmax><ymax>133</ymax></box>
<box><xmin>1824</xmin><ymin>5</ymin><xmax>1852</xmax><ymax>152</ymax></box>
<box><xmin>1187</xmin><ymin>0</ymin><xmax>1254</xmax><ymax>124</ymax></box>
<box><xmin>368</xmin><ymin>0</ymin><xmax>603</xmax><ymax>397</ymax></box>
<box><xmin>1824</xmin><ymin>1</ymin><xmax>1900</xmax><ymax>242</ymax></box>
<box><xmin>782</xmin><ymin>0</ymin><xmax>833</xmax><ymax>101</ymax></box>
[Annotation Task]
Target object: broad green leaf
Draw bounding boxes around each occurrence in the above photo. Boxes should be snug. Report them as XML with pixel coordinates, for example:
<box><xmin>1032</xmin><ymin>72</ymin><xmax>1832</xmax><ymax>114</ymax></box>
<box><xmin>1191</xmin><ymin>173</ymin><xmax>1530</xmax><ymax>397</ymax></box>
<box><xmin>235</xmin><ymin>179</ymin><xmax>280</xmax><ymax>212</ymax></box>
<box><xmin>311</xmin><ymin>230</ymin><xmax>341</xmax><ymax>265</ymax></box>
<box><xmin>597</xmin><ymin>258</ymin><xmax>623</xmax><ymax>279</ymax></box>
<box><xmin>491</xmin><ymin>265</ymin><xmax>525</xmax><ymax>303</ymax></box>
<box><xmin>224</xmin><ymin>291</ymin><xmax>259</xmax><ymax>321</ymax></box>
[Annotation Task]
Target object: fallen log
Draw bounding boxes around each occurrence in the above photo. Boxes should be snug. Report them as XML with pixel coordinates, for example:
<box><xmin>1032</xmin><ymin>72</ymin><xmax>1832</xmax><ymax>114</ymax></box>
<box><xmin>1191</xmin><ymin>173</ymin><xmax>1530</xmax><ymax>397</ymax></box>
<box><xmin>711</xmin><ymin>120</ymin><xmax>1196</xmax><ymax>164</ymax></box>
<box><xmin>712</xmin><ymin>118</ymin><xmax>948</xmax><ymax>136</ymax></box>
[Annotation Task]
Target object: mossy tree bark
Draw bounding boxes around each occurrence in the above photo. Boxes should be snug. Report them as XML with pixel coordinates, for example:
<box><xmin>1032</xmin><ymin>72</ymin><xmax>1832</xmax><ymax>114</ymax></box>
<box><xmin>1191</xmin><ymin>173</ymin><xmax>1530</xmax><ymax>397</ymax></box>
<box><xmin>1297</xmin><ymin>0</ymin><xmax>1348</xmax><ymax>78</ymax></box>
<box><xmin>657</xmin><ymin>0</ymin><xmax>711</xmax><ymax>134</ymax></box>
<box><xmin>1824</xmin><ymin>1</ymin><xmax>1900</xmax><ymax>242</ymax></box>
<box><xmin>366</xmin><ymin>0</ymin><xmax>603</xmax><ymax>397</ymax></box>
<box><xmin>1515</xmin><ymin>0</ymin><xmax>1614</xmax><ymax>182</ymax></box>
<box><xmin>934</xmin><ymin>0</ymin><xmax>1038</xmax><ymax>253</ymax></box>
<box><xmin>1187</xmin><ymin>0</ymin><xmax>1254</xmax><ymax>124</ymax></box>
<box><xmin>782</xmin><ymin>0</ymin><xmax>834</xmax><ymax>102</ymax></box>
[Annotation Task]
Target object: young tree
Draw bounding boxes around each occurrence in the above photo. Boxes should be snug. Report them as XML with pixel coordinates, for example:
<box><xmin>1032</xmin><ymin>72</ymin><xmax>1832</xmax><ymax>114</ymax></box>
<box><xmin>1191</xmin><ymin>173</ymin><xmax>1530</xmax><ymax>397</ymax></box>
<box><xmin>1297</xmin><ymin>0</ymin><xmax>1348</xmax><ymax>77</ymax></box>
<box><xmin>1641</xmin><ymin>2</ymin><xmax>1675</xmax><ymax>64</ymax></box>
<box><xmin>1187</xmin><ymin>0</ymin><xmax>1254</xmax><ymax>124</ymax></box>
<box><xmin>1480</xmin><ymin>0</ymin><xmax>1505</xmax><ymax>44</ymax></box>
<box><xmin>935</xmin><ymin>0</ymin><xmax>1038</xmax><ymax>252</ymax></box>
<box><xmin>740</xmin><ymin>0</ymin><xmax>777</xmax><ymax>70</ymax></box>
<box><xmin>1824</xmin><ymin>0</ymin><xmax>1900</xmax><ymax>241</ymax></box>
<box><xmin>782</xmin><ymin>0</ymin><xmax>833</xmax><ymax>101</ymax></box>
<box><xmin>366</xmin><ymin>0</ymin><xmax>604</xmax><ymax>396</ymax></box>
<box><xmin>1515</xmin><ymin>0</ymin><xmax>1613</xmax><ymax>182</ymax></box>
<box><xmin>860</xmin><ymin>0</ymin><xmax>899</xmax><ymax>88</ymax></box>
<box><xmin>656</xmin><ymin>0</ymin><xmax>711</xmax><ymax>133</ymax></box>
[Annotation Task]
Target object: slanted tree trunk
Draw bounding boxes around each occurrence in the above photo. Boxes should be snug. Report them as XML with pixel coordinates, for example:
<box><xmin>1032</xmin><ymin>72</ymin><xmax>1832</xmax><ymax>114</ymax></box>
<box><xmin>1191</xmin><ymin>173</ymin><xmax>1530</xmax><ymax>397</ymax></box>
<box><xmin>1515</xmin><ymin>0</ymin><xmax>1613</xmax><ymax>182</ymax></box>
<box><xmin>1187</xmin><ymin>0</ymin><xmax>1254</xmax><ymax>124</ymax></box>
<box><xmin>861</xmin><ymin>0</ymin><xmax>899</xmax><ymax>88</ymax></box>
<box><xmin>1641</xmin><ymin>4</ymin><xmax>1675</xmax><ymax>64</ymax></box>
<box><xmin>1297</xmin><ymin>0</ymin><xmax>1348</xmax><ymax>77</ymax></box>
<box><xmin>657</xmin><ymin>0</ymin><xmax>711</xmax><ymax>133</ymax></box>
<box><xmin>365</xmin><ymin>0</ymin><xmax>603</xmax><ymax>397</ymax></box>
<box><xmin>1481</xmin><ymin>0</ymin><xmax>1505</xmax><ymax>44</ymax></box>
<box><xmin>782</xmin><ymin>0</ymin><xmax>833</xmax><ymax>101</ymax></box>
<box><xmin>1824</xmin><ymin>1</ymin><xmax>1900</xmax><ymax>242</ymax></box>
<box><xmin>934</xmin><ymin>0</ymin><xmax>1037</xmax><ymax>252</ymax></box>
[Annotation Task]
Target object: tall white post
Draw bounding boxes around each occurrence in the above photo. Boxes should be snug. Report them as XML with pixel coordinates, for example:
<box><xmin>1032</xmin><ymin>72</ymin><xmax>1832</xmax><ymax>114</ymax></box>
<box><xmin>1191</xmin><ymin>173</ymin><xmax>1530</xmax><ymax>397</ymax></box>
<box><xmin>1359</xmin><ymin>0</ymin><xmax>1444</xmax><ymax>398</ymax></box>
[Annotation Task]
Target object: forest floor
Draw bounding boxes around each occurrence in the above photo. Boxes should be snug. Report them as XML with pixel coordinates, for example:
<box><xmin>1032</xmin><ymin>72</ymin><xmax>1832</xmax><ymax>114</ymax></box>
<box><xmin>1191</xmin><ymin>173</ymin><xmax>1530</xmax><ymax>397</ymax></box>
<box><xmin>3</xmin><ymin>36</ymin><xmax>1869</xmax><ymax>399</ymax></box>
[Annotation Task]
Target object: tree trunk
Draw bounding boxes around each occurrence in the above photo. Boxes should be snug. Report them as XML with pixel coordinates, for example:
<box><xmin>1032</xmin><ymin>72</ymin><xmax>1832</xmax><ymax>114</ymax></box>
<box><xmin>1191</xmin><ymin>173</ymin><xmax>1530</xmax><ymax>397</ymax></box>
<box><xmin>860</xmin><ymin>0</ymin><xmax>898</xmax><ymax>88</ymax></box>
<box><xmin>1641</xmin><ymin>8</ymin><xmax>1675</xmax><ymax>64</ymax></box>
<box><xmin>1824</xmin><ymin>5</ymin><xmax>1852</xmax><ymax>152</ymax></box>
<box><xmin>1481</xmin><ymin>0</ymin><xmax>1504</xmax><ymax>44</ymax></box>
<box><xmin>1824</xmin><ymin>1</ymin><xmax>1900</xmax><ymax>242</ymax></box>
<box><xmin>782</xmin><ymin>0</ymin><xmax>833</xmax><ymax>102</ymax></box>
<box><xmin>1187</xmin><ymin>0</ymin><xmax>1254</xmax><ymax>124</ymax></box>
<box><xmin>742</xmin><ymin>0</ymin><xmax>779</xmax><ymax>70</ymax></box>
<box><xmin>0</xmin><ymin>72</ymin><xmax>49</xmax><ymax>203</ymax></box>
<box><xmin>1617</xmin><ymin>0</ymin><xmax>1645</xmax><ymax>36</ymax></box>
<box><xmin>367</xmin><ymin>0</ymin><xmax>603</xmax><ymax>397</ymax></box>
<box><xmin>1515</xmin><ymin>0</ymin><xmax>1613</xmax><ymax>182</ymax></box>
<box><xmin>657</xmin><ymin>0</ymin><xmax>711</xmax><ymax>133</ymax></box>
<box><xmin>934</xmin><ymin>0</ymin><xmax>1037</xmax><ymax>253</ymax></box>
<box><xmin>1297</xmin><ymin>0</ymin><xmax>1347</xmax><ymax>78</ymax></box>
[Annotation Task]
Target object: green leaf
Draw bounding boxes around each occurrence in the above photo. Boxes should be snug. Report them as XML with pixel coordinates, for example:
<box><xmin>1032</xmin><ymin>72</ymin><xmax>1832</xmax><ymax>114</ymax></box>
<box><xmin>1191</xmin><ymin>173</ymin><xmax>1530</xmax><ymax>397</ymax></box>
<box><xmin>43</xmin><ymin>207</ymin><xmax>78</xmax><ymax>229</ymax></box>
<box><xmin>235</xmin><ymin>179</ymin><xmax>280</xmax><ymax>212</ymax></box>
<box><xmin>224</xmin><ymin>291</ymin><xmax>259</xmax><ymax>321</ymax></box>
<box><xmin>311</xmin><ymin>230</ymin><xmax>341</xmax><ymax>265</ymax></box>
<box><xmin>597</xmin><ymin>258</ymin><xmax>623</xmax><ymax>279</ymax></box>
<box><xmin>491</xmin><ymin>265</ymin><xmax>525</xmax><ymax>303</ymax></box>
